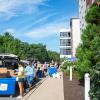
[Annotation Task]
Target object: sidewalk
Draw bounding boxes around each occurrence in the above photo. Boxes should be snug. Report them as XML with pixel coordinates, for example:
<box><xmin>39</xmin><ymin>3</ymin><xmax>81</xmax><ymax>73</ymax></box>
<box><xmin>23</xmin><ymin>75</ymin><xmax>64</xmax><ymax>100</ymax></box>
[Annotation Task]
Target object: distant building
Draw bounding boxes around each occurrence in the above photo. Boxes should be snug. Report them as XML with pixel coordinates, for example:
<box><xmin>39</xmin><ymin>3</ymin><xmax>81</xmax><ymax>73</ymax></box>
<box><xmin>79</xmin><ymin>0</ymin><xmax>97</xmax><ymax>32</ymax></box>
<box><xmin>60</xmin><ymin>18</ymin><xmax>81</xmax><ymax>58</ymax></box>
<box><xmin>60</xmin><ymin>29</ymin><xmax>72</xmax><ymax>58</ymax></box>
<box><xmin>60</xmin><ymin>0</ymin><xmax>98</xmax><ymax>58</ymax></box>
<box><xmin>70</xmin><ymin>18</ymin><xmax>81</xmax><ymax>57</ymax></box>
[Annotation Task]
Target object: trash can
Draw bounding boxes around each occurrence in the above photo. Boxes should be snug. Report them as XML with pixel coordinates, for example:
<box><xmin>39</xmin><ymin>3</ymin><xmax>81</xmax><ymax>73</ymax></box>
<box><xmin>0</xmin><ymin>77</ymin><xmax>16</xmax><ymax>96</ymax></box>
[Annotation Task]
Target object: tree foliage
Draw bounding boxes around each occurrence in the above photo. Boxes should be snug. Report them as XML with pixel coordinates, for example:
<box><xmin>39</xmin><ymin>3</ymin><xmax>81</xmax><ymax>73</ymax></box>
<box><xmin>85</xmin><ymin>4</ymin><xmax>100</xmax><ymax>24</ymax></box>
<box><xmin>76</xmin><ymin>3</ymin><xmax>100</xmax><ymax>99</ymax></box>
<box><xmin>47</xmin><ymin>50</ymin><xmax>60</xmax><ymax>62</ymax></box>
<box><xmin>0</xmin><ymin>32</ymin><xmax>59</xmax><ymax>63</ymax></box>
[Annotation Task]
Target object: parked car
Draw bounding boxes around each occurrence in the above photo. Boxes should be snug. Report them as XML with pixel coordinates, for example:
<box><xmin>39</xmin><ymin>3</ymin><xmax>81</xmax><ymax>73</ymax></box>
<box><xmin>0</xmin><ymin>53</ymin><xmax>19</xmax><ymax>69</ymax></box>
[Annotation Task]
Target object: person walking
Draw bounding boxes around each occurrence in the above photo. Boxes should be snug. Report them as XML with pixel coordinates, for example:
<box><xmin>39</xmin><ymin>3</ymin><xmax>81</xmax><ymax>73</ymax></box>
<box><xmin>25</xmin><ymin>61</ymin><xmax>35</xmax><ymax>91</ymax></box>
<box><xmin>36</xmin><ymin>67</ymin><xmax>43</xmax><ymax>78</ymax></box>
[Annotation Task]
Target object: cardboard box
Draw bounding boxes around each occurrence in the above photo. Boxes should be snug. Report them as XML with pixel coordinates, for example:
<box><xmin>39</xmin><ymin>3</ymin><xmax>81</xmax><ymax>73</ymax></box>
<box><xmin>7</xmin><ymin>70</ymin><xmax>15</xmax><ymax>77</ymax></box>
<box><xmin>0</xmin><ymin>68</ymin><xmax>8</xmax><ymax>78</ymax></box>
<box><xmin>0</xmin><ymin>68</ymin><xmax>7</xmax><ymax>73</ymax></box>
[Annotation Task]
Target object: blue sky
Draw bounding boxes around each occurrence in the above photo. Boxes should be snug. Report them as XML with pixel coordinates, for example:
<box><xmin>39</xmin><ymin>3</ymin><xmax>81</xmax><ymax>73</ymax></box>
<box><xmin>0</xmin><ymin>0</ymin><xmax>78</xmax><ymax>52</ymax></box>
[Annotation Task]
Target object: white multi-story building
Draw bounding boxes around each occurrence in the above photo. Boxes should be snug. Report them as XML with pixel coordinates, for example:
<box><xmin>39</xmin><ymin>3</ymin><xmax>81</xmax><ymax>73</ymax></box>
<box><xmin>70</xmin><ymin>18</ymin><xmax>81</xmax><ymax>57</ymax></box>
<box><xmin>60</xmin><ymin>29</ymin><xmax>72</xmax><ymax>58</ymax></box>
<box><xmin>60</xmin><ymin>18</ymin><xmax>81</xmax><ymax>58</ymax></box>
<box><xmin>79</xmin><ymin>0</ymin><xmax>97</xmax><ymax>32</ymax></box>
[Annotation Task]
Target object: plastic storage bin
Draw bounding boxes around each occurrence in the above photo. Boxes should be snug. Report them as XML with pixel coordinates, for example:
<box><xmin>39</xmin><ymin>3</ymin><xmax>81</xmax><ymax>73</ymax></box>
<box><xmin>0</xmin><ymin>77</ymin><xmax>16</xmax><ymax>96</ymax></box>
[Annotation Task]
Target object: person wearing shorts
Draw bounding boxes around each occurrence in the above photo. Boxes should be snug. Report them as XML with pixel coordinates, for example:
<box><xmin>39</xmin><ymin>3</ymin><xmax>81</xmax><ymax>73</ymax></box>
<box><xmin>16</xmin><ymin>62</ymin><xmax>25</xmax><ymax>99</ymax></box>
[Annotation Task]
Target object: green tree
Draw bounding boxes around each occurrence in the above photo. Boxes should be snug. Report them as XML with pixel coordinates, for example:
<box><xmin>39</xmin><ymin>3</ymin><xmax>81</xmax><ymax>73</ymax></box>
<box><xmin>0</xmin><ymin>35</ymin><xmax>4</xmax><ymax>53</ymax></box>
<box><xmin>76</xmin><ymin>2</ymin><xmax>100</xmax><ymax>99</ymax></box>
<box><xmin>29</xmin><ymin>43</ymin><xmax>49</xmax><ymax>63</ymax></box>
<box><xmin>47</xmin><ymin>50</ymin><xmax>60</xmax><ymax>62</ymax></box>
<box><xmin>0</xmin><ymin>32</ymin><xmax>59</xmax><ymax>63</ymax></box>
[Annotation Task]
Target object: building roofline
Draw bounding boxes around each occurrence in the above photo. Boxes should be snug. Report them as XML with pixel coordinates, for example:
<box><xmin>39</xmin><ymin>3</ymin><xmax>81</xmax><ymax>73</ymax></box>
<box><xmin>70</xmin><ymin>18</ymin><xmax>80</xmax><ymax>20</ymax></box>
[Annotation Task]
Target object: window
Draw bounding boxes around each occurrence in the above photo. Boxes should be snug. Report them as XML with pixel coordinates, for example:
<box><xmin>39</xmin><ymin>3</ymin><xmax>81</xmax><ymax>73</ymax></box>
<box><xmin>60</xmin><ymin>32</ymin><xmax>71</xmax><ymax>38</ymax></box>
<box><xmin>82</xmin><ymin>23</ymin><xmax>84</xmax><ymax>27</ymax></box>
<box><xmin>68</xmin><ymin>32</ymin><xmax>71</xmax><ymax>37</ymax></box>
<box><xmin>60</xmin><ymin>39</ymin><xmax>71</xmax><ymax>46</ymax></box>
<box><xmin>60</xmin><ymin>48</ymin><xmax>72</xmax><ymax>55</ymax></box>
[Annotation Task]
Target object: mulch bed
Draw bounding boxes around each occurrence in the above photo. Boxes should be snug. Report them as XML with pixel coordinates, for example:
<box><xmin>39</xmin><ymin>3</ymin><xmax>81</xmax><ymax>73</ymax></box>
<box><xmin>63</xmin><ymin>73</ymin><xmax>84</xmax><ymax>100</ymax></box>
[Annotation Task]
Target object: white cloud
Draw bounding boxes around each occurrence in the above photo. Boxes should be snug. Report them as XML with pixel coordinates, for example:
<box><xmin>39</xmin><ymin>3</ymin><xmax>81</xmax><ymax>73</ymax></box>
<box><xmin>21</xmin><ymin>12</ymin><xmax>58</xmax><ymax>31</ymax></box>
<box><xmin>3</xmin><ymin>28</ymin><xmax>15</xmax><ymax>33</ymax></box>
<box><xmin>2</xmin><ymin>19</ymin><xmax>69</xmax><ymax>40</ymax></box>
<box><xmin>25</xmin><ymin>21</ymin><xmax>68</xmax><ymax>39</ymax></box>
<box><xmin>0</xmin><ymin>0</ymin><xmax>47</xmax><ymax>19</ymax></box>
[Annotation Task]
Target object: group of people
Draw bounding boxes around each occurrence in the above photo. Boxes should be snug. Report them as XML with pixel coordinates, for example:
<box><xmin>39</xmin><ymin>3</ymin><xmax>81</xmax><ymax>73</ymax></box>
<box><xmin>14</xmin><ymin>61</ymin><xmax>60</xmax><ymax>99</ymax></box>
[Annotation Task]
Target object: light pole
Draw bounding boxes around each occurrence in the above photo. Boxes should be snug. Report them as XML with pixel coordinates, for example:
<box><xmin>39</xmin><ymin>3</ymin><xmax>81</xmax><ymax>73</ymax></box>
<box><xmin>68</xmin><ymin>57</ymin><xmax>77</xmax><ymax>81</ymax></box>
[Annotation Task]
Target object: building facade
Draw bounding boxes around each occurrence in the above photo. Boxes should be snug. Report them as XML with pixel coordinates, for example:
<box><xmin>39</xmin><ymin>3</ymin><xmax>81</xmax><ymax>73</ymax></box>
<box><xmin>79</xmin><ymin>0</ymin><xmax>87</xmax><ymax>31</ymax></box>
<box><xmin>79</xmin><ymin>0</ymin><xmax>97</xmax><ymax>32</ymax></box>
<box><xmin>60</xmin><ymin>29</ymin><xmax>72</xmax><ymax>58</ymax></box>
<box><xmin>70</xmin><ymin>18</ymin><xmax>81</xmax><ymax>57</ymax></box>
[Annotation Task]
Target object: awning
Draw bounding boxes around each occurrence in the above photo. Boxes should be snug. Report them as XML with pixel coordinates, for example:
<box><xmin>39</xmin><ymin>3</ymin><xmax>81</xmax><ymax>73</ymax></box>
<box><xmin>68</xmin><ymin>57</ymin><xmax>77</xmax><ymax>61</ymax></box>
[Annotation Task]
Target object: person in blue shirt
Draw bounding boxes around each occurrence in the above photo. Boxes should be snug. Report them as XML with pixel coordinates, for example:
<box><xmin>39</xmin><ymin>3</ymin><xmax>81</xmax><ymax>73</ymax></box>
<box><xmin>25</xmin><ymin>61</ymin><xmax>34</xmax><ymax>90</ymax></box>
<box><xmin>36</xmin><ymin>67</ymin><xmax>43</xmax><ymax>78</ymax></box>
